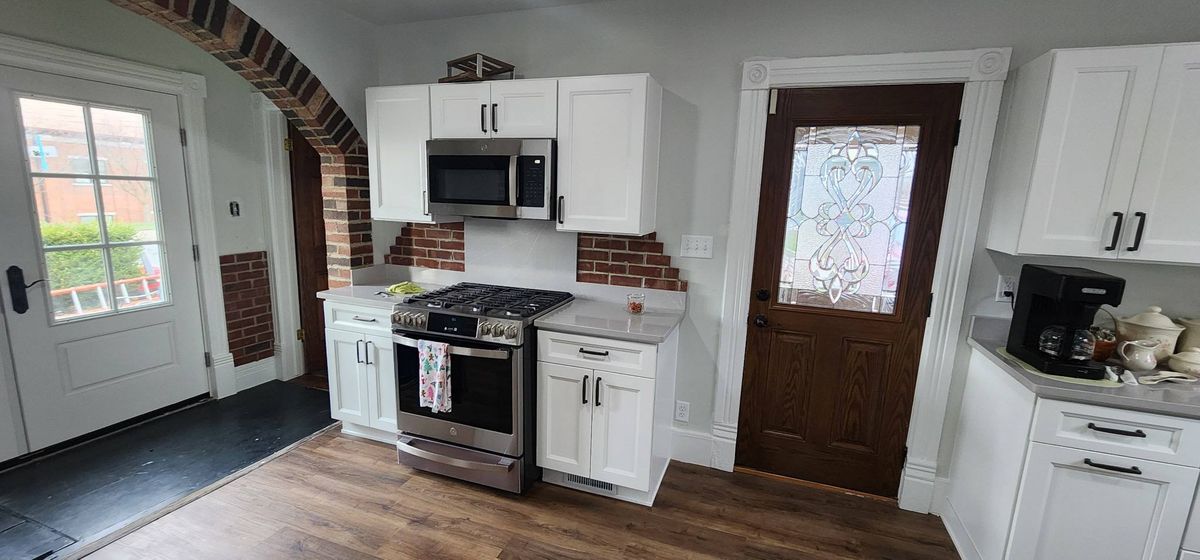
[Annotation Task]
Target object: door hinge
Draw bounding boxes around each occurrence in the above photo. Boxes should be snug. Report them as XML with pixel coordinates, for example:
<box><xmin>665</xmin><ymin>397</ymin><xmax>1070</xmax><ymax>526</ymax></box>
<box><xmin>192</xmin><ymin>244</ymin><xmax>200</xmax><ymax>262</ymax></box>
<box><xmin>179</xmin><ymin>128</ymin><xmax>188</xmax><ymax>146</ymax></box>
<box><xmin>768</xmin><ymin>89</ymin><xmax>779</xmax><ymax>115</ymax></box>
<box><xmin>296</xmin><ymin>328</ymin><xmax>305</xmax><ymax>341</ymax></box>
<box><xmin>204</xmin><ymin>352</ymin><xmax>212</xmax><ymax>368</ymax></box>
<box><xmin>283</xmin><ymin>137</ymin><xmax>293</xmax><ymax>152</ymax></box>
<box><xmin>952</xmin><ymin>119</ymin><xmax>962</xmax><ymax>147</ymax></box>
<box><xmin>927</xmin><ymin>293</ymin><xmax>935</xmax><ymax>318</ymax></box>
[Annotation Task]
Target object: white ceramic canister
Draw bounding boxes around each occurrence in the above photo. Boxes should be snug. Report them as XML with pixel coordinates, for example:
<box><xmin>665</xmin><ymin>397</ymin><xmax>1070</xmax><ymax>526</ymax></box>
<box><xmin>1178</xmin><ymin>318</ymin><xmax>1200</xmax><ymax>353</ymax></box>
<box><xmin>1114</xmin><ymin>306</ymin><xmax>1185</xmax><ymax>361</ymax></box>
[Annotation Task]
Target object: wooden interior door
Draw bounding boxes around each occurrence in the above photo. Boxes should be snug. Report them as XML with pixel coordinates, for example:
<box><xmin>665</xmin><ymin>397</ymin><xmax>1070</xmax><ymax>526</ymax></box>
<box><xmin>736</xmin><ymin>84</ymin><xmax>963</xmax><ymax>497</ymax></box>
<box><xmin>288</xmin><ymin>123</ymin><xmax>328</xmax><ymax>375</ymax></box>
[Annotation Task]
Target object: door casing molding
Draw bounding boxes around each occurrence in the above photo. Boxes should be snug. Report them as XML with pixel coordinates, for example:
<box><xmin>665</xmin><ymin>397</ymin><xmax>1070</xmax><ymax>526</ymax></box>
<box><xmin>254</xmin><ymin>94</ymin><xmax>303</xmax><ymax>384</ymax></box>
<box><xmin>0</xmin><ymin>33</ymin><xmax>233</xmax><ymax>397</ymax></box>
<box><xmin>712</xmin><ymin>48</ymin><xmax>1011</xmax><ymax>513</ymax></box>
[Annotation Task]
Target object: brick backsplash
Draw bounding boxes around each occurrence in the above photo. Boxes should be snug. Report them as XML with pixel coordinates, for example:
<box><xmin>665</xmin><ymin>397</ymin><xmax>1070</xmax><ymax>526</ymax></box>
<box><xmin>219</xmin><ymin>251</ymin><xmax>275</xmax><ymax>367</ymax></box>
<box><xmin>387</xmin><ymin>222</ymin><xmax>466</xmax><ymax>271</ymax></box>
<box><xmin>577</xmin><ymin>233</ymin><xmax>688</xmax><ymax>292</ymax></box>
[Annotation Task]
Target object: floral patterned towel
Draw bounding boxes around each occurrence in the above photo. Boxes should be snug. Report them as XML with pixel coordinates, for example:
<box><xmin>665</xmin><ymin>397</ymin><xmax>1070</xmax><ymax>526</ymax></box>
<box><xmin>417</xmin><ymin>340</ymin><xmax>451</xmax><ymax>413</ymax></box>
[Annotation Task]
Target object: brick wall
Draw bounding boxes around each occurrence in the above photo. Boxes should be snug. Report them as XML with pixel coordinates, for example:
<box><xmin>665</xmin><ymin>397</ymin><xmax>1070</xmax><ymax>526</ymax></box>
<box><xmin>577</xmin><ymin>233</ymin><xmax>688</xmax><ymax>291</ymax></box>
<box><xmin>386</xmin><ymin>222</ymin><xmax>466</xmax><ymax>271</ymax></box>
<box><xmin>219</xmin><ymin>251</ymin><xmax>275</xmax><ymax>366</ymax></box>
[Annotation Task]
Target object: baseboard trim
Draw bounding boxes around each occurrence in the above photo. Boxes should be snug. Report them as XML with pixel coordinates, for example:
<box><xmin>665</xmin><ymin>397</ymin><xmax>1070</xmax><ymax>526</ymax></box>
<box><xmin>670</xmin><ymin>427</ymin><xmax>713</xmax><ymax>467</ymax></box>
<box><xmin>234</xmin><ymin>355</ymin><xmax>279</xmax><ymax>392</ymax></box>
<box><xmin>940</xmin><ymin>497</ymin><xmax>982</xmax><ymax>560</ymax></box>
<box><xmin>897</xmin><ymin>458</ymin><xmax>938</xmax><ymax>513</ymax></box>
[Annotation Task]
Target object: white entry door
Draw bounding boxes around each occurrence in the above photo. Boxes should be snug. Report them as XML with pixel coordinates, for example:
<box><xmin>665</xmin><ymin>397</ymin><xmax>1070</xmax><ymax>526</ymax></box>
<box><xmin>0</xmin><ymin>65</ymin><xmax>209</xmax><ymax>451</ymax></box>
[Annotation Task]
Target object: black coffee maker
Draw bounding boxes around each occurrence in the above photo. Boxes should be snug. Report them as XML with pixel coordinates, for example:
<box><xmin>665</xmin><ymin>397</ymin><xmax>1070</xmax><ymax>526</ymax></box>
<box><xmin>1006</xmin><ymin>265</ymin><xmax>1125</xmax><ymax>380</ymax></box>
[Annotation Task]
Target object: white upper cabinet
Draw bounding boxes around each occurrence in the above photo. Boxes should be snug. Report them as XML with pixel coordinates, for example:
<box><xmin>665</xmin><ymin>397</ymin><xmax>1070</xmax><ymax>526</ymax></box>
<box><xmin>1127</xmin><ymin>44</ymin><xmax>1200</xmax><ymax>263</ymax></box>
<box><xmin>430</xmin><ymin>80</ymin><xmax>557</xmax><ymax>139</ymax></box>
<box><xmin>556</xmin><ymin>74</ymin><xmax>662</xmax><ymax>235</ymax></box>
<box><xmin>987</xmin><ymin>43</ymin><xmax>1200</xmax><ymax>265</ymax></box>
<box><xmin>491</xmin><ymin>79</ymin><xmax>558</xmax><ymax>138</ymax></box>
<box><xmin>429</xmin><ymin>82</ymin><xmax>491</xmax><ymax>139</ymax></box>
<box><xmin>366</xmin><ymin>85</ymin><xmax>439</xmax><ymax>223</ymax></box>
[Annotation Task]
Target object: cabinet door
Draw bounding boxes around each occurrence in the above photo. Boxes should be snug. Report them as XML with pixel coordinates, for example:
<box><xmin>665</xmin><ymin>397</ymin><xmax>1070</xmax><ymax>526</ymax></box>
<box><xmin>1018</xmin><ymin>47</ymin><xmax>1163</xmax><ymax>258</ymax></box>
<box><xmin>491</xmin><ymin>79</ymin><xmax>557</xmax><ymax>138</ymax></box>
<box><xmin>590</xmin><ymin>370</ymin><xmax>655</xmax><ymax>491</ymax></box>
<box><xmin>366</xmin><ymin>85</ymin><xmax>436</xmax><ymax>223</ymax></box>
<box><xmin>1125</xmin><ymin>45</ymin><xmax>1200</xmax><ymax>264</ymax></box>
<box><xmin>1006</xmin><ymin>442</ymin><xmax>1198</xmax><ymax>560</ymax></box>
<box><xmin>364</xmin><ymin>334</ymin><xmax>397</xmax><ymax>433</ymax></box>
<box><xmin>537</xmin><ymin>361</ymin><xmax>592</xmax><ymax>477</ymax></box>
<box><xmin>325</xmin><ymin>329</ymin><xmax>370</xmax><ymax>426</ymax></box>
<box><xmin>430</xmin><ymin>82</ymin><xmax>491</xmax><ymax>139</ymax></box>
<box><xmin>557</xmin><ymin>75</ymin><xmax>660</xmax><ymax>235</ymax></box>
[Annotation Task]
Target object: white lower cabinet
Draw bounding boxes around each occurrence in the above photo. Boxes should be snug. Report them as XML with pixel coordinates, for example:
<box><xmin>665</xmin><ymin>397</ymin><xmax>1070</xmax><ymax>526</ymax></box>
<box><xmin>323</xmin><ymin>301</ymin><xmax>398</xmax><ymax>444</ymax></box>
<box><xmin>536</xmin><ymin>329</ymin><xmax>677</xmax><ymax>506</ymax></box>
<box><xmin>945</xmin><ymin>348</ymin><xmax>1200</xmax><ymax>560</ymax></box>
<box><xmin>1007</xmin><ymin>443</ymin><xmax>1197</xmax><ymax>560</ymax></box>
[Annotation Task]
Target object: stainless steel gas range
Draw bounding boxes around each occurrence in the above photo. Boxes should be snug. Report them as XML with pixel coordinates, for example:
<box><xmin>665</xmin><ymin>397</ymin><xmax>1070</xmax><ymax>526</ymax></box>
<box><xmin>389</xmin><ymin>282</ymin><xmax>573</xmax><ymax>493</ymax></box>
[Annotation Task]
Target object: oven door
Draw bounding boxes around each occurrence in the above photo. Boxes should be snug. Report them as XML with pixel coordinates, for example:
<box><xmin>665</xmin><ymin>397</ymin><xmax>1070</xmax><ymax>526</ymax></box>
<box><xmin>393</xmin><ymin>333</ymin><xmax>522</xmax><ymax>456</ymax></box>
<box><xmin>427</xmin><ymin>140</ymin><xmax>518</xmax><ymax>219</ymax></box>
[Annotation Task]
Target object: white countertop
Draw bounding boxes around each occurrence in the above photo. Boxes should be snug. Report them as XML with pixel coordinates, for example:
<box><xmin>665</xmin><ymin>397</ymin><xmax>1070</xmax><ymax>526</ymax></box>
<box><xmin>316</xmin><ymin>283</ymin><xmax>445</xmax><ymax>309</ymax></box>
<box><xmin>534</xmin><ymin>299</ymin><xmax>684</xmax><ymax>344</ymax></box>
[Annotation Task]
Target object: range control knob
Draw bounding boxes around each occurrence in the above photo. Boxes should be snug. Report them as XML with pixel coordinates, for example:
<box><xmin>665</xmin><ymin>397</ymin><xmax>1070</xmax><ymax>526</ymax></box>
<box><xmin>503</xmin><ymin>325</ymin><xmax>519</xmax><ymax>340</ymax></box>
<box><xmin>479</xmin><ymin>322</ymin><xmax>493</xmax><ymax>336</ymax></box>
<box><xmin>414</xmin><ymin>314</ymin><xmax>426</xmax><ymax>327</ymax></box>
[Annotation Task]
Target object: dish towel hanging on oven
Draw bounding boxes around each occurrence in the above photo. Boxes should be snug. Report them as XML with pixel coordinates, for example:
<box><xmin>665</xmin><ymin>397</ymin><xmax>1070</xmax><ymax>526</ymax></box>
<box><xmin>417</xmin><ymin>340</ymin><xmax>452</xmax><ymax>413</ymax></box>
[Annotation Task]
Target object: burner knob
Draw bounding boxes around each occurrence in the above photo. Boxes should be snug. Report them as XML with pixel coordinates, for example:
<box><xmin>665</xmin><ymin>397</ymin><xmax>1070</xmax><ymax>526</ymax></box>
<box><xmin>479</xmin><ymin>322</ymin><xmax>493</xmax><ymax>336</ymax></box>
<box><xmin>503</xmin><ymin>325</ymin><xmax>519</xmax><ymax>339</ymax></box>
<box><xmin>414</xmin><ymin>314</ymin><xmax>426</xmax><ymax>327</ymax></box>
<box><xmin>404</xmin><ymin>313</ymin><xmax>417</xmax><ymax>327</ymax></box>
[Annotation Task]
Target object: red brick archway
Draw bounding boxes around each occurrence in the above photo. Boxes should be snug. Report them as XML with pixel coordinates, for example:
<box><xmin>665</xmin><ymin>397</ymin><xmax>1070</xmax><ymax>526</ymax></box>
<box><xmin>110</xmin><ymin>0</ymin><xmax>371</xmax><ymax>287</ymax></box>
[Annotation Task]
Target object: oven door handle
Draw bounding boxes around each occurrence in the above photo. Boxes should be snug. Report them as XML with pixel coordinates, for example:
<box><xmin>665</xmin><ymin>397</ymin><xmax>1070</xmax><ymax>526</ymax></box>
<box><xmin>398</xmin><ymin>436</ymin><xmax>515</xmax><ymax>473</ymax></box>
<box><xmin>393</xmin><ymin>335</ymin><xmax>511</xmax><ymax>360</ymax></box>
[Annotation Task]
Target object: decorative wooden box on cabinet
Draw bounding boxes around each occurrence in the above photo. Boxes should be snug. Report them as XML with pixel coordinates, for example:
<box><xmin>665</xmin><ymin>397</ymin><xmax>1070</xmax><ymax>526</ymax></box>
<box><xmin>536</xmin><ymin>328</ymin><xmax>677</xmax><ymax>506</ymax></box>
<box><xmin>986</xmin><ymin>43</ymin><xmax>1200</xmax><ymax>264</ymax></box>
<box><xmin>322</xmin><ymin>300</ymin><xmax>398</xmax><ymax>444</ymax></box>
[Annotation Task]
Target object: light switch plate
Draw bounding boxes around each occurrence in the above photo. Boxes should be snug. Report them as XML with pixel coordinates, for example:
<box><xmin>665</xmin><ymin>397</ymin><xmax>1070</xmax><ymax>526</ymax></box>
<box><xmin>680</xmin><ymin>235</ymin><xmax>713</xmax><ymax>259</ymax></box>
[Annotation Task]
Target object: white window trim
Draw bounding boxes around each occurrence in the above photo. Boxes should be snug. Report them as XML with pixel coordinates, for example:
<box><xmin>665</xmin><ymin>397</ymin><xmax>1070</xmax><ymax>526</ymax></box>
<box><xmin>0</xmin><ymin>33</ymin><xmax>235</xmax><ymax>398</ymax></box>
<box><xmin>710</xmin><ymin>48</ymin><xmax>1011</xmax><ymax>514</ymax></box>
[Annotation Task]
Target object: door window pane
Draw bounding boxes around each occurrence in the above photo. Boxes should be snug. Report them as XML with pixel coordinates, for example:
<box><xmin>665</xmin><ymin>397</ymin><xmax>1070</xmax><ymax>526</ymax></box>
<box><xmin>101</xmin><ymin>180</ymin><xmax>159</xmax><ymax>242</ymax></box>
<box><xmin>44</xmin><ymin>248</ymin><xmax>110</xmax><ymax>321</ymax></box>
<box><xmin>91</xmin><ymin>107</ymin><xmax>152</xmax><ymax>177</ymax></box>
<box><xmin>778</xmin><ymin>125</ymin><xmax>921</xmax><ymax>314</ymax></box>
<box><xmin>17</xmin><ymin>96</ymin><xmax>170</xmax><ymax>323</ymax></box>
<box><xmin>20</xmin><ymin>98</ymin><xmax>90</xmax><ymax>175</ymax></box>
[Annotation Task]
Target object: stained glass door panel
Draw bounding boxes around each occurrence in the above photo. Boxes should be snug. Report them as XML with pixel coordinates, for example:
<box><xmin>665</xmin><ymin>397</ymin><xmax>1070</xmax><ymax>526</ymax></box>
<box><xmin>777</xmin><ymin>125</ymin><xmax>920</xmax><ymax>314</ymax></box>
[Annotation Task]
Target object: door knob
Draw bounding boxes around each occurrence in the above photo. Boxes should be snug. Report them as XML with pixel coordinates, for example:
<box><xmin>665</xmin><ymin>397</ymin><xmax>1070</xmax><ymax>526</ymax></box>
<box><xmin>6</xmin><ymin>265</ymin><xmax>45</xmax><ymax>315</ymax></box>
<box><xmin>755</xmin><ymin>289</ymin><xmax>770</xmax><ymax>301</ymax></box>
<box><xmin>753</xmin><ymin>314</ymin><xmax>768</xmax><ymax>328</ymax></box>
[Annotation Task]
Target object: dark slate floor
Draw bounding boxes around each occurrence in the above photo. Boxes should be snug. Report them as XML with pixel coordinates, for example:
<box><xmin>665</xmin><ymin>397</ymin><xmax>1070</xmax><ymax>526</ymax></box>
<box><xmin>0</xmin><ymin>380</ymin><xmax>333</xmax><ymax>559</ymax></box>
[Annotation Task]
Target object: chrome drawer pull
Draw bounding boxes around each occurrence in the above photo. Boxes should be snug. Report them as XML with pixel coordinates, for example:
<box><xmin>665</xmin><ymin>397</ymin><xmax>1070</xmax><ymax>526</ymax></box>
<box><xmin>1084</xmin><ymin>458</ymin><xmax>1142</xmax><ymax>475</ymax></box>
<box><xmin>351</xmin><ymin>316</ymin><xmax>378</xmax><ymax>323</ymax></box>
<box><xmin>1087</xmin><ymin>422</ymin><xmax>1146</xmax><ymax>438</ymax></box>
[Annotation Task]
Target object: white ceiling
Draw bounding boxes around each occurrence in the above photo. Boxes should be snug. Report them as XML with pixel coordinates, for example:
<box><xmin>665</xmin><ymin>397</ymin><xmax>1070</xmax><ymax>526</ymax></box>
<box><xmin>330</xmin><ymin>0</ymin><xmax>612</xmax><ymax>24</ymax></box>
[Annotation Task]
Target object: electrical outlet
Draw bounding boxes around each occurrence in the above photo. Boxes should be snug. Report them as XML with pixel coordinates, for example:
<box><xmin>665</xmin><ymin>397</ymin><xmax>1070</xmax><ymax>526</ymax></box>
<box><xmin>680</xmin><ymin>235</ymin><xmax>713</xmax><ymax>259</ymax></box>
<box><xmin>674</xmin><ymin>400</ymin><xmax>690</xmax><ymax>423</ymax></box>
<box><xmin>996</xmin><ymin>275</ymin><xmax>1017</xmax><ymax>302</ymax></box>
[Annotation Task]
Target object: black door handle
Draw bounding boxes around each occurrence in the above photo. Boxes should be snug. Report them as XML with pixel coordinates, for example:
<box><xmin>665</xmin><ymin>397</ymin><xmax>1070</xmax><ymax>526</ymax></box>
<box><xmin>582</xmin><ymin>374</ymin><xmax>589</xmax><ymax>404</ymax></box>
<box><xmin>1084</xmin><ymin>458</ymin><xmax>1142</xmax><ymax>475</ymax></box>
<box><xmin>491</xmin><ymin>103</ymin><xmax>498</xmax><ymax>133</ymax></box>
<box><xmin>594</xmin><ymin>376</ymin><xmax>602</xmax><ymax>407</ymax></box>
<box><xmin>1126</xmin><ymin>212</ymin><xmax>1146</xmax><ymax>252</ymax></box>
<box><xmin>481</xmin><ymin>104</ymin><xmax>487</xmax><ymax>133</ymax></box>
<box><xmin>1087</xmin><ymin>422</ymin><xmax>1146</xmax><ymax>438</ymax></box>
<box><xmin>755</xmin><ymin>289</ymin><xmax>770</xmax><ymax>301</ymax></box>
<box><xmin>753</xmin><ymin>314</ymin><xmax>767</xmax><ymax>328</ymax></box>
<box><xmin>1105</xmin><ymin>211</ymin><xmax>1124</xmax><ymax>251</ymax></box>
<box><xmin>6</xmin><ymin>265</ymin><xmax>44</xmax><ymax>314</ymax></box>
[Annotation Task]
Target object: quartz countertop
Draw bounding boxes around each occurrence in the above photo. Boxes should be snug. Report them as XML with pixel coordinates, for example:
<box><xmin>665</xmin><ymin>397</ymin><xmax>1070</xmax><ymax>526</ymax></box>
<box><xmin>969</xmin><ymin>316</ymin><xmax>1200</xmax><ymax>419</ymax></box>
<box><xmin>534</xmin><ymin>299</ymin><xmax>684</xmax><ymax>344</ymax></box>
<box><xmin>316</xmin><ymin>283</ymin><xmax>445</xmax><ymax>309</ymax></box>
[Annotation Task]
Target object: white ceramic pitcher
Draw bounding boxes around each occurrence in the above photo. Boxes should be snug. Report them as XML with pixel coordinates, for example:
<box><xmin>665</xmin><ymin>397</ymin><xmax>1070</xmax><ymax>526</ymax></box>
<box><xmin>1118</xmin><ymin>339</ymin><xmax>1160</xmax><ymax>372</ymax></box>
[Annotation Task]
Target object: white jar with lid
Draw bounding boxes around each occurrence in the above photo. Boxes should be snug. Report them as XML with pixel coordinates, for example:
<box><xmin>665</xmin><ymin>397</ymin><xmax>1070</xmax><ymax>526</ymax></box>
<box><xmin>1114</xmin><ymin>306</ymin><xmax>1185</xmax><ymax>361</ymax></box>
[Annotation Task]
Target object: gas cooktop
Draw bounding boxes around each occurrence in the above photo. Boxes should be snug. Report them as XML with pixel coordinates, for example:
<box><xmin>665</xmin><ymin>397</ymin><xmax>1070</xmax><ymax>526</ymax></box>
<box><xmin>400</xmin><ymin>283</ymin><xmax>574</xmax><ymax>320</ymax></box>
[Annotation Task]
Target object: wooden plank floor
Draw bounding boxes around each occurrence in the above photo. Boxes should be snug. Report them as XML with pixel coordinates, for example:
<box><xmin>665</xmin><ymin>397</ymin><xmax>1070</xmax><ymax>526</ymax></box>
<box><xmin>89</xmin><ymin>432</ymin><xmax>959</xmax><ymax>559</ymax></box>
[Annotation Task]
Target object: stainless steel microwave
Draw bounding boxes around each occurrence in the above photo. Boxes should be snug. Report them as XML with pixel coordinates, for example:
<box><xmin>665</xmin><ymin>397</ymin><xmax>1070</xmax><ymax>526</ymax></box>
<box><xmin>427</xmin><ymin>139</ymin><xmax>554</xmax><ymax>220</ymax></box>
